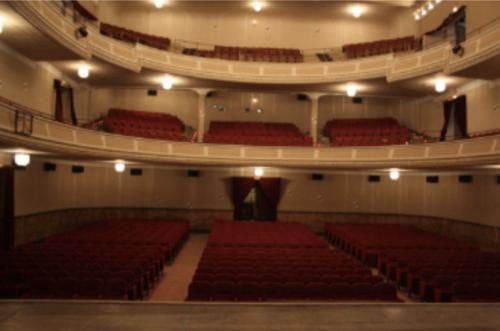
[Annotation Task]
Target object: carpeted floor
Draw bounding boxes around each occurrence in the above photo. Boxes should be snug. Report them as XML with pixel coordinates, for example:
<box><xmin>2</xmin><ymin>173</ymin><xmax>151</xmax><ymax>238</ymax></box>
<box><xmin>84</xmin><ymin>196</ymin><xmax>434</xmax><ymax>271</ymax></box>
<box><xmin>149</xmin><ymin>234</ymin><xmax>208</xmax><ymax>301</ymax></box>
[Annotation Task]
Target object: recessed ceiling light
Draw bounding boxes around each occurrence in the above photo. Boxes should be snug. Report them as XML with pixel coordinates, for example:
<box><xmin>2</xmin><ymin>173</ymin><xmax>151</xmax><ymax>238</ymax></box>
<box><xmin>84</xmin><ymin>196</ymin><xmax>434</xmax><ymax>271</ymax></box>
<box><xmin>351</xmin><ymin>5</ymin><xmax>363</xmax><ymax>18</ymax></box>
<box><xmin>154</xmin><ymin>0</ymin><xmax>165</xmax><ymax>9</ymax></box>
<box><xmin>389</xmin><ymin>169</ymin><xmax>400</xmax><ymax>181</ymax></box>
<box><xmin>252</xmin><ymin>1</ymin><xmax>263</xmax><ymax>13</ymax></box>
<box><xmin>346</xmin><ymin>84</ymin><xmax>357</xmax><ymax>97</ymax></box>
<box><xmin>162</xmin><ymin>76</ymin><xmax>174</xmax><ymax>90</ymax></box>
<box><xmin>114</xmin><ymin>161</ymin><xmax>126</xmax><ymax>173</ymax></box>
<box><xmin>14</xmin><ymin>153</ymin><xmax>30</xmax><ymax>167</ymax></box>
<box><xmin>77</xmin><ymin>64</ymin><xmax>89</xmax><ymax>79</ymax></box>
<box><xmin>434</xmin><ymin>79</ymin><xmax>447</xmax><ymax>93</ymax></box>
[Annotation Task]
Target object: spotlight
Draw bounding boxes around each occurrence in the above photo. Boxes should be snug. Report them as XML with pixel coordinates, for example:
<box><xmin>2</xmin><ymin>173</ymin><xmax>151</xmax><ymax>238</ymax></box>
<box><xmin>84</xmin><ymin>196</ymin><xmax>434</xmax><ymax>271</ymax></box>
<box><xmin>75</xmin><ymin>26</ymin><xmax>88</xmax><ymax>39</ymax></box>
<box><xmin>77</xmin><ymin>64</ymin><xmax>89</xmax><ymax>79</ymax></box>
<box><xmin>252</xmin><ymin>1</ymin><xmax>263</xmax><ymax>13</ymax></box>
<box><xmin>0</xmin><ymin>16</ymin><xmax>4</xmax><ymax>34</ymax></box>
<box><xmin>414</xmin><ymin>12</ymin><xmax>421</xmax><ymax>21</ymax></box>
<box><xmin>14</xmin><ymin>153</ymin><xmax>30</xmax><ymax>167</ymax></box>
<box><xmin>351</xmin><ymin>5</ymin><xmax>363</xmax><ymax>18</ymax></box>
<box><xmin>162</xmin><ymin>76</ymin><xmax>174</xmax><ymax>90</ymax></box>
<box><xmin>346</xmin><ymin>84</ymin><xmax>357</xmax><ymax>97</ymax></box>
<box><xmin>154</xmin><ymin>0</ymin><xmax>165</xmax><ymax>8</ymax></box>
<box><xmin>434</xmin><ymin>79</ymin><xmax>447</xmax><ymax>93</ymax></box>
<box><xmin>427</xmin><ymin>2</ymin><xmax>434</xmax><ymax>10</ymax></box>
<box><xmin>254</xmin><ymin>167</ymin><xmax>264</xmax><ymax>178</ymax></box>
<box><xmin>421</xmin><ymin>8</ymin><xmax>427</xmax><ymax>16</ymax></box>
<box><xmin>114</xmin><ymin>161</ymin><xmax>126</xmax><ymax>173</ymax></box>
<box><xmin>389</xmin><ymin>169</ymin><xmax>400</xmax><ymax>181</ymax></box>
<box><xmin>452</xmin><ymin>44</ymin><xmax>464</xmax><ymax>57</ymax></box>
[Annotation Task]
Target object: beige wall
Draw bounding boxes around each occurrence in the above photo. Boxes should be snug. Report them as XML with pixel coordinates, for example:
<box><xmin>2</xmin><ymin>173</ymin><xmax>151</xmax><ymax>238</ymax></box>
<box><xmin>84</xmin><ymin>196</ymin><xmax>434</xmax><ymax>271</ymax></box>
<box><xmin>417</xmin><ymin>1</ymin><xmax>500</xmax><ymax>36</ymax></box>
<box><xmin>97</xmin><ymin>2</ymin><xmax>416</xmax><ymax>50</ymax></box>
<box><xmin>14</xmin><ymin>159</ymin><xmax>500</xmax><ymax>230</ymax></box>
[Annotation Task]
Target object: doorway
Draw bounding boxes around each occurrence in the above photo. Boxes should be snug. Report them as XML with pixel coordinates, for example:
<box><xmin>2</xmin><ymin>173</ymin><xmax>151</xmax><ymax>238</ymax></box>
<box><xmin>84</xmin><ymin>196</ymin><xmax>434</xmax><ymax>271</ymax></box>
<box><xmin>232</xmin><ymin>177</ymin><xmax>281</xmax><ymax>222</ymax></box>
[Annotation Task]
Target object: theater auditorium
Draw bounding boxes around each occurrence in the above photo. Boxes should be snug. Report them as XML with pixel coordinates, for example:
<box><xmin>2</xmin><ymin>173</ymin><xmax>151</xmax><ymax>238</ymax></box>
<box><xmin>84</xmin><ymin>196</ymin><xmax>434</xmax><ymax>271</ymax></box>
<box><xmin>0</xmin><ymin>0</ymin><xmax>499</xmax><ymax>330</ymax></box>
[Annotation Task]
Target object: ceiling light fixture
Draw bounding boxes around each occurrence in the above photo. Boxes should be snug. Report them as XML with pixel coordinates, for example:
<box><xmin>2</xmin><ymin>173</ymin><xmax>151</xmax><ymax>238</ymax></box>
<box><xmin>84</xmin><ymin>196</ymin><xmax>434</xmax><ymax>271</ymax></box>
<box><xmin>252</xmin><ymin>1</ymin><xmax>263</xmax><ymax>13</ymax></box>
<box><xmin>14</xmin><ymin>153</ymin><xmax>30</xmax><ymax>167</ymax></box>
<box><xmin>162</xmin><ymin>76</ymin><xmax>174</xmax><ymax>90</ymax></box>
<box><xmin>389</xmin><ymin>169</ymin><xmax>400</xmax><ymax>181</ymax></box>
<box><xmin>351</xmin><ymin>5</ymin><xmax>363</xmax><ymax>18</ymax></box>
<box><xmin>254</xmin><ymin>167</ymin><xmax>264</xmax><ymax>179</ymax></box>
<box><xmin>77</xmin><ymin>64</ymin><xmax>89</xmax><ymax>79</ymax></box>
<box><xmin>154</xmin><ymin>0</ymin><xmax>165</xmax><ymax>9</ymax></box>
<box><xmin>346</xmin><ymin>84</ymin><xmax>357</xmax><ymax>97</ymax></box>
<box><xmin>434</xmin><ymin>79</ymin><xmax>447</xmax><ymax>93</ymax></box>
<box><xmin>114</xmin><ymin>161</ymin><xmax>126</xmax><ymax>173</ymax></box>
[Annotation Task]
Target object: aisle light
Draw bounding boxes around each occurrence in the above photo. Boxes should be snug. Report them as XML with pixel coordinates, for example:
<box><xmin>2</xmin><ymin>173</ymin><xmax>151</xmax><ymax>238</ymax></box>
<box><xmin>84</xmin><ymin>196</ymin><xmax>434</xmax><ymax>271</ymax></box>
<box><xmin>77</xmin><ymin>64</ymin><xmax>90</xmax><ymax>79</ymax></box>
<box><xmin>389</xmin><ymin>169</ymin><xmax>400</xmax><ymax>181</ymax></box>
<box><xmin>114</xmin><ymin>161</ymin><xmax>126</xmax><ymax>173</ymax></box>
<box><xmin>14</xmin><ymin>153</ymin><xmax>30</xmax><ymax>167</ymax></box>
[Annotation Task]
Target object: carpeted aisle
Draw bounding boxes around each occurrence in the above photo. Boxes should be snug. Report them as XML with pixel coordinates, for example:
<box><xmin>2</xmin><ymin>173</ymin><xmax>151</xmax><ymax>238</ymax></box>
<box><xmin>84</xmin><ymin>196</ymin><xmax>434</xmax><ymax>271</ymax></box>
<box><xmin>149</xmin><ymin>234</ymin><xmax>208</xmax><ymax>301</ymax></box>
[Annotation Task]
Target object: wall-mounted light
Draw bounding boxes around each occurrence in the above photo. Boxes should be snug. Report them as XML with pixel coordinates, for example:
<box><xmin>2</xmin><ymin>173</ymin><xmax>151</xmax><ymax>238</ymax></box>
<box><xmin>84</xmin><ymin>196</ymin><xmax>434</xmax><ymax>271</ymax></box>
<box><xmin>389</xmin><ymin>169</ymin><xmax>400</xmax><ymax>181</ymax></box>
<box><xmin>0</xmin><ymin>16</ymin><xmax>4</xmax><ymax>34</ymax></box>
<box><xmin>114</xmin><ymin>161</ymin><xmax>126</xmax><ymax>173</ymax></box>
<box><xmin>252</xmin><ymin>1</ymin><xmax>263</xmax><ymax>13</ymax></box>
<box><xmin>346</xmin><ymin>84</ymin><xmax>357</xmax><ymax>97</ymax></box>
<box><xmin>154</xmin><ymin>0</ymin><xmax>165</xmax><ymax>9</ymax></box>
<box><xmin>251</xmin><ymin>97</ymin><xmax>259</xmax><ymax>104</ymax></box>
<box><xmin>14</xmin><ymin>153</ymin><xmax>30</xmax><ymax>167</ymax></box>
<box><xmin>254</xmin><ymin>167</ymin><xmax>264</xmax><ymax>179</ymax></box>
<box><xmin>351</xmin><ymin>5</ymin><xmax>363</xmax><ymax>18</ymax></box>
<box><xmin>434</xmin><ymin>79</ymin><xmax>447</xmax><ymax>93</ymax></box>
<box><xmin>256</xmin><ymin>108</ymin><xmax>263</xmax><ymax>114</ymax></box>
<box><xmin>162</xmin><ymin>76</ymin><xmax>174</xmax><ymax>90</ymax></box>
<box><xmin>453</xmin><ymin>6</ymin><xmax>458</xmax><ymax>13</ymax></box>
<box><xmin>77</xmin><ymin>64</ymin><xmax>90</xmax><ymax>79</ymax></box>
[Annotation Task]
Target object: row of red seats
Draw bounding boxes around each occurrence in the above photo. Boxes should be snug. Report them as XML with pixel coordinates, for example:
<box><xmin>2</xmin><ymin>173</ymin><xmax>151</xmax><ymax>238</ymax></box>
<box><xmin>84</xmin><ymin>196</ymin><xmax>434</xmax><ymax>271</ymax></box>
<box><xmin>188</xmin><ymin>281</ymin><xmax>397</xmax><ymax>301</ymax></box>
<box><xmin>0</xmin><ymin>220</ymin><xmax>189</xmax><ymax>300</ymax></box>
<box><xmin>325</xmin><ymin>223</ymin><xmax>500</xmax><ymax>303</ymax></box>
<box><xmin>100</xmin><ymin>23</ymin><xmax>170</xmax><ymax>50</ymax></box>
<box><xmin>183</xmin><ymin>46</ymin><xmax>303</xmax><ymax>63</ymax></box>
<box><xmin>332</xmin><ymin>135</ymin><xmax>407</xmax><ymax>147</ymax></box>
<box><xmin>103</xmin><ymin>108</ymin><xmax>188</xmax><ymax>142</ymax></box>
<box><xmin>343</xmin><ymin>36</ymin><xmax>422</xmax><ymax>59</ymax></box>
<box><xmin>205</xmin><ymin>122</ymin><xmax>312</xmax><ymax>147</ymax></box>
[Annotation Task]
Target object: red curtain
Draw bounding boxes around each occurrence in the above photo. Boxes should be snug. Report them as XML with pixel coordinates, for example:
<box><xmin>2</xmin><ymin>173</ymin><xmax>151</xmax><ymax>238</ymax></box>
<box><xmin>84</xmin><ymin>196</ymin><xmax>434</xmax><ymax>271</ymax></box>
<box><xmin>54</xmin><ymin>80</ymin><xmax>64</xmax><ymax>123</ymax></box>
<box><xmin>232</xmin><ymin>177</ymin><xmax>255</xmax><ymax>206</ymax></box>
<box><xmin>69</xmin><ymin>87</ymin><xmax>78</xmax><ymax>126</ymax></box>
<box><xmin>258</xmin><ymin>178</ymin><xmax>282</xmax><ymax>207</ymax></box>
<box><xmin>454</xmin><ymin>95</ymin><xmax>468</xmax><ymax>138</ymax></box>
<box><xmin>440</xmin><ymin>100</ymin><xmax>453</xmax><ymax>141</ymax></box>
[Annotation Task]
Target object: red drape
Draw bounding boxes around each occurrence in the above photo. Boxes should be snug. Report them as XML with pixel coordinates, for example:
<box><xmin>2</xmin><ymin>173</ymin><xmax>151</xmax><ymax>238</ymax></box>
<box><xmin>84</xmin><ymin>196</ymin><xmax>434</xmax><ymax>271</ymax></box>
<box><xmin>54</xmin><ymin>80</ymin><xmax>64</xmax><ymax>123</ymax></box>
<box><xmin>440</xmin><ymin>100</ymin><xmax>453</xmax><ymax>141</ymax></box>
<box><xmin>258</xmin><ymin>178</ymin><xmax>282</xmax><ymax>207</ymax></box>
<box><xmin>454</xmin><ymin>95</ymin><xmax>468</xmax><ymax>138</ymax></box>
<box><xmin>69</xmin><ymin>87</ymin><xmax>78</xmax><ymax>126</ymax></box>
<box><xmin>232</xmin><ymin>177</ymin><xmax>255</xmax><ymax>207</ymax></box>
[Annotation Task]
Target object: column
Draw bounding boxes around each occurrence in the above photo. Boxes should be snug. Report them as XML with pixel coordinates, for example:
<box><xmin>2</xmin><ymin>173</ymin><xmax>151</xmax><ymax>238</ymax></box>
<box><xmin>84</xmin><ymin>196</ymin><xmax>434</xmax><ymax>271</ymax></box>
<box><xmin>308</xmin><ymin>93</ymin><xmax>322</xmax><ymax>145</ymax></box>
<box><xmin>194</xmin><ymin>89</ymin><xmax>211</xmax><ymax>143</ymax></box>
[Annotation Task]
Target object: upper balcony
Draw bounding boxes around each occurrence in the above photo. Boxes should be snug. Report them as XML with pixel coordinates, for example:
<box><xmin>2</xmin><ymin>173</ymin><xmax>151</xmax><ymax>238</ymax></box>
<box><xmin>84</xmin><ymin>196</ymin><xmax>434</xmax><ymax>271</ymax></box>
<box><xmin>8</xmin><ymin>1</ymin><xmax>500</xmax><ymax>86</ymax></box>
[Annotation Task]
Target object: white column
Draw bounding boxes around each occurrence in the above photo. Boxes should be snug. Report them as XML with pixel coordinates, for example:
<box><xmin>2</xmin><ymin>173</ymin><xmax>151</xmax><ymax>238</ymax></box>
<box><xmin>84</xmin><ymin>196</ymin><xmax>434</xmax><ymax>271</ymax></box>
<box><xmin>193</xmin><ymin>89</ymin><xmax>211</xmax><ymax>143</ymax></box>
<box><xmin>308</xmin><ymin>93</ymin><xmax>322</xmax><ymax>145</ymax></box>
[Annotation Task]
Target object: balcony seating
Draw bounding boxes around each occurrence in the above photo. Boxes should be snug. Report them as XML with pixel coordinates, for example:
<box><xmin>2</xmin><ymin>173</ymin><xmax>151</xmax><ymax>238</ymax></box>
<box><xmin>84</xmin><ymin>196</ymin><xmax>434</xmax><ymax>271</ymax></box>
<box><xmin>183</xmin><ymin>46</ymin><xmax>304</xmax><ymax>63</ymax></box>
<box><xmin>342</xmin><ymin>36</ymin><xmax>422</xmax><ymax>59</ymax></box>
<box><xmin>0</xmin><ymin>220</ymin><xmax>189</xmax><ymax>300</ymax></box>
<box><xmin>324</xmin><ymin>118</ymin><xmax>409</xmax><ymax>147</ymax></box>
<box><xmin>187</xmin><ymin>222</ymin><xmax>398</xmax><ymax>302</ymax></box>
<box><xmin>205</xmin><ymin>121</ymin><xmax>313</xmax><ymax>147</ymax></box>
<box><xmin>100</xmin><ymin>23</ymin><xmax>170</xmax><ymax>51</ymax></box>
<box><xmin>325</xmin><ymin>223</ymin><xmax>500</xmax><ymax>302</ymax></box>
<box><xmin>103</xmin><ymin>108</ymin><xmax>187</xmax><ymax>142</ymax></box>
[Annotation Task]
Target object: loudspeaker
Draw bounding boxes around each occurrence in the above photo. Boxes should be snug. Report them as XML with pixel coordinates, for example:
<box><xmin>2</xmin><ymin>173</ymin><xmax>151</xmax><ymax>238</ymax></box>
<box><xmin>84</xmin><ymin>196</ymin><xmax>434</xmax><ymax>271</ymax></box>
<box><xmin>187</xmin><ymin>170</ymin><xmax>200</xmax><ymax>177</ymax></box>
<box><xmin>426</xmin><ymin>176</ymin><xmax>439</xmax><ymax>183</ymax></box>
<box><xmin>458</xmin><ymin>175</ymin><xmax>473</xmax><ymax>183</ymax></box>
<box><xmin>130</xmin><ymin>168</ymin><xmax>143</xmax><ymax>176</ymax></box>
<box><xmin>496</xmin><ymin>175</ymin><xmax>500</xmax><ymax>184</ymax></box>
<box><xmin>72</xmin><ymin>165</ymin><xmax>84</xmax><ymax>174</ymax></box>
<box><xmin>352</xmin><ymin>97</ymin><xmax>363</xmax><ymax>104</ymax></box>
<box><xmin>368</xmin><ymin>175</ymin><xmax>380</xmax><ymax>182</ymax></box>
<box><xmin>147</xmin><ymin>89</ymin><xmax>157</xmax><ymax>96</ymax></box>
<box><xmin>297</xmin><ymin>94</ymin><xmax>309</xmax><ymax>101</ymax></box>
<box><xmin>43</xmin><ymin>162</ymin><xmax>57</xmax><ymax>172</ymax></box>
<box><xmin>311</xmin><ymin>173</ymin><xmax>324</xmax><ymax>181</ymax></box>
